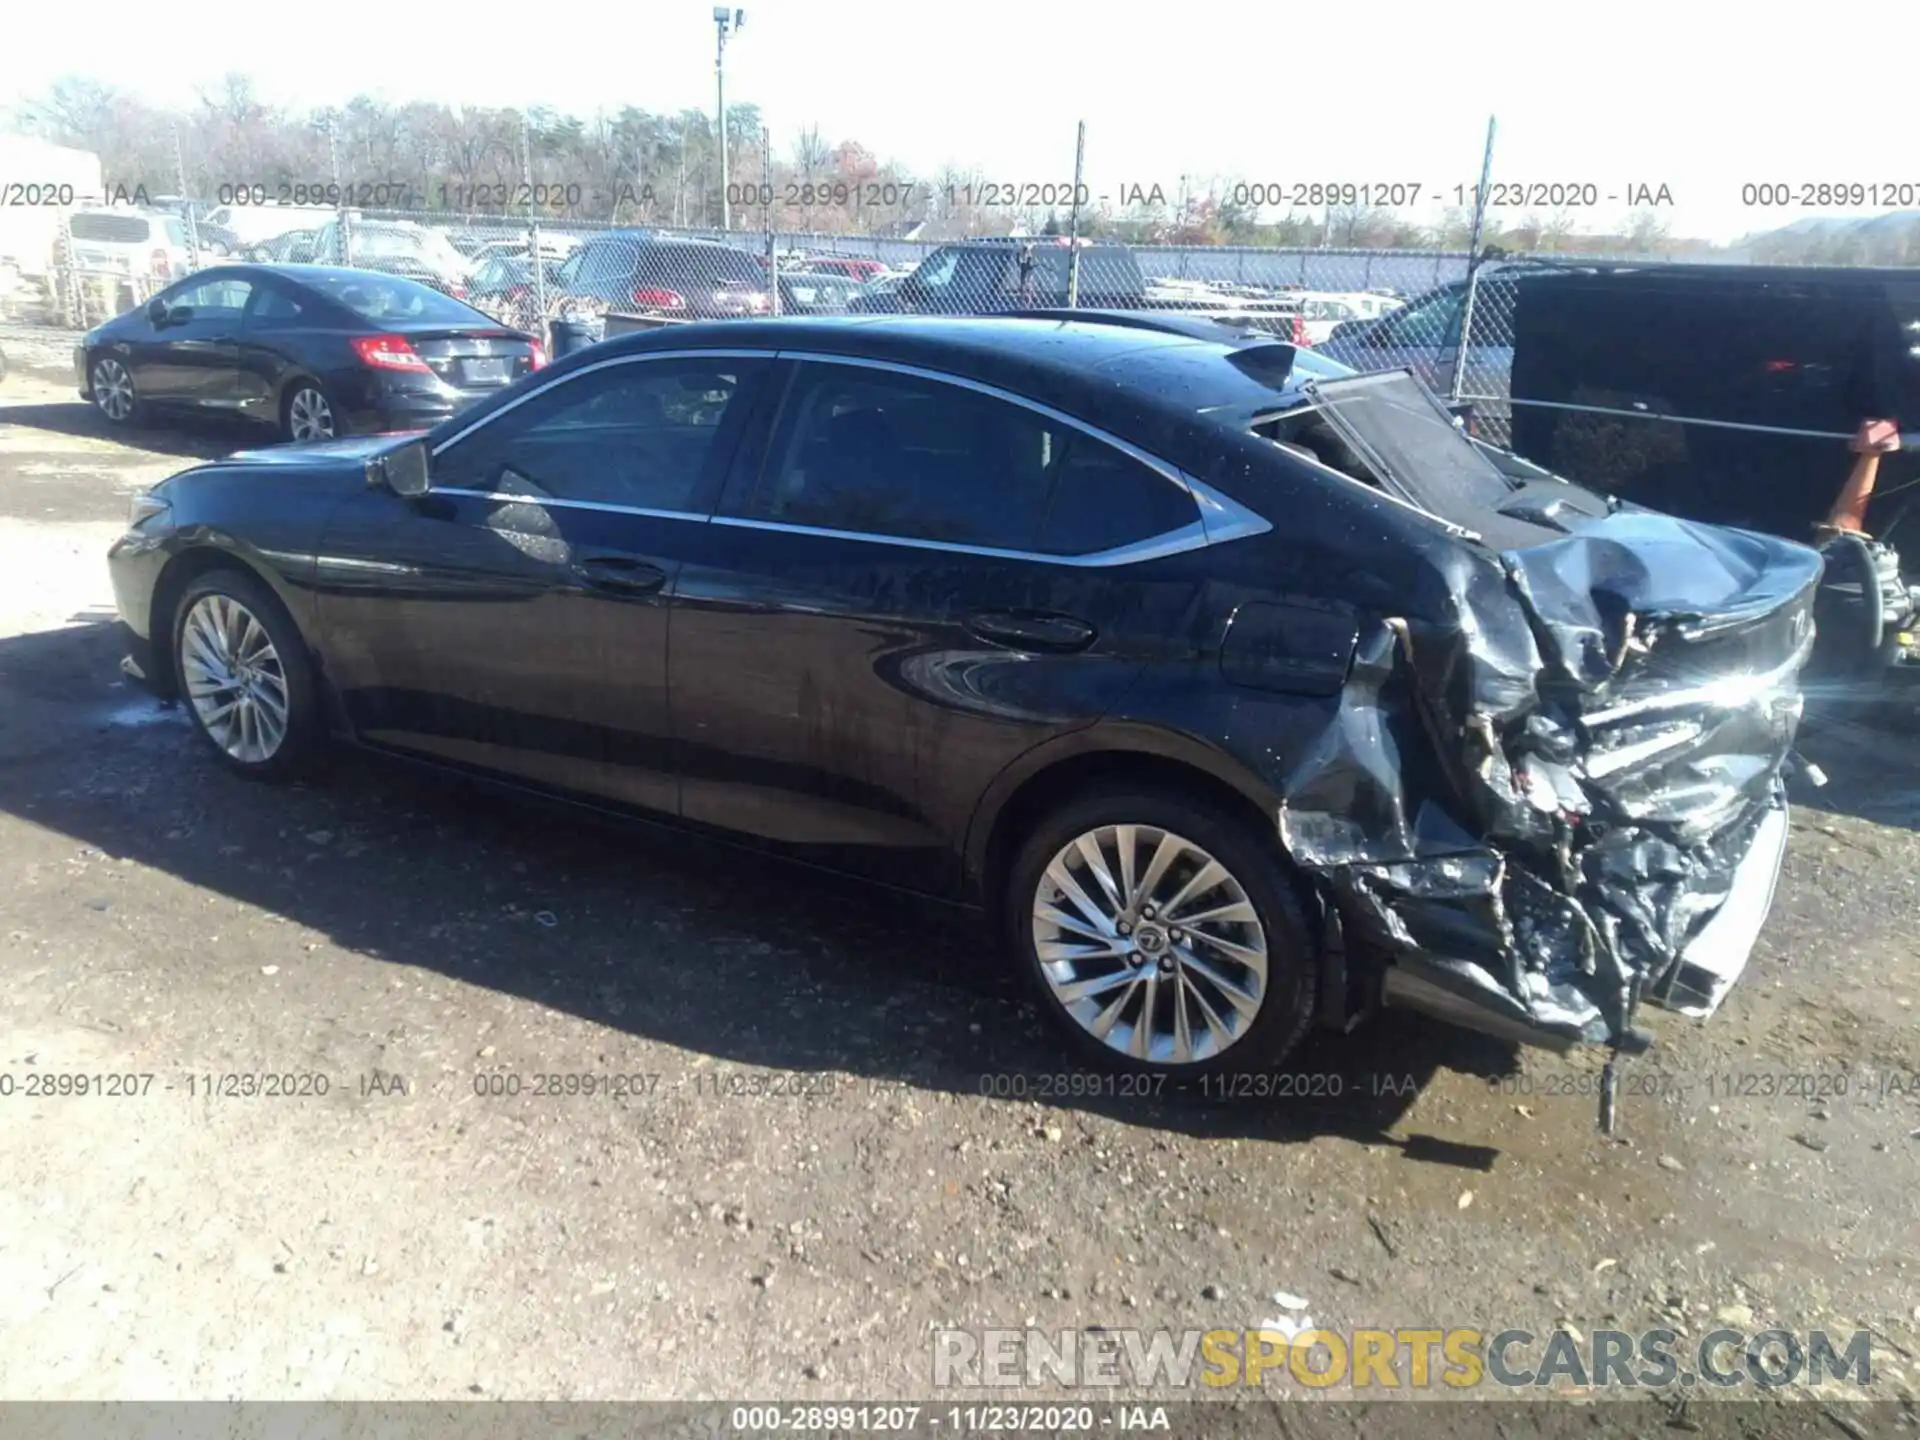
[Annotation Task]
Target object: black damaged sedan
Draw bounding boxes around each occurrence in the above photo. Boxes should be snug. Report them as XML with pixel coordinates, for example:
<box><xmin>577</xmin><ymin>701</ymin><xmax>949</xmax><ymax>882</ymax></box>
<box><xmin>77</xmin><ymin>264</ymin><xmax>545</xmax><ymax>443</ymax></box>
<box><xmin>107</xmin><ymin>313</ymin><xmax>1823</xmax><ymax>1082</ymax></box>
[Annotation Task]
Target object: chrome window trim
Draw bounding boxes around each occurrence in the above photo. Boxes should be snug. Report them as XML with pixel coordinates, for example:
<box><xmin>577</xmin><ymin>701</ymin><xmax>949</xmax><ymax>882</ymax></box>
<box><xmin>422</xmin><ymin>344</ymin><xmax>1276</xmax><ymax>565</ymax></box>
<box><xmin>708</xmin><ymin>514</ymin><xmax>1218</xmax><ymax>568</ymax></box>
<box><xmin>433</xmin><ymin>487</ymin><xmax>710</xmax><ymax>523</ymax></box>
<box><xmin>427</xmin><ymin>348</ymin><xmax>775</xmax><ymax>457</ymax></box>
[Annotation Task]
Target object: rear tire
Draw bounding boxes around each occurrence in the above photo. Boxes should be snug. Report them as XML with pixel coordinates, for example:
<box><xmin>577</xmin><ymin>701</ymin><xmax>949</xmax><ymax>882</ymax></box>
<box><xmin>171</xmin><ymin>568</ymin><xmax>322</xmax><ymax>780</ymax></box>
<box><xmin>1006</xmin><ymin>785</ymin><xmax>1318</xmax><ymax>1078</ymax></box>
<box><xmin>282</xmin><ymin>382</ymin><xmax>338</xmax><ymax>442</ymax></box>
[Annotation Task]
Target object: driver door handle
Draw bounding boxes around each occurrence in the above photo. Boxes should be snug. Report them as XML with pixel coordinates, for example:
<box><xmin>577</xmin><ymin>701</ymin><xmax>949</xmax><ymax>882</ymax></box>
<box><xmin>572</xmin><ymin>553</ymin><xmax>668</xmax><ymax>596</ymax></box>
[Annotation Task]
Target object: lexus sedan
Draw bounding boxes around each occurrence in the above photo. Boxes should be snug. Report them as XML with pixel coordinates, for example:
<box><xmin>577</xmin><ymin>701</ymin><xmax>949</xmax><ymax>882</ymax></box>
<box><xmin>77</xmin><ymin>264</ymin><xmax>546</xmax><ymax>442</ymax></box>
<box><xmin>107</xmin><ymin>314</ymin><xmax>1820</xmax><ymax>1087</ymax></box>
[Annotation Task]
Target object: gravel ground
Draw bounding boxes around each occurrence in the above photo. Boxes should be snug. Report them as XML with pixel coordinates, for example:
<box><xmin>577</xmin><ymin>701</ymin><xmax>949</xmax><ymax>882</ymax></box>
<box><xmin>0</xmin><ymin>357</ymin><xmax>1915</xmax><ymax>1418</ymax></box>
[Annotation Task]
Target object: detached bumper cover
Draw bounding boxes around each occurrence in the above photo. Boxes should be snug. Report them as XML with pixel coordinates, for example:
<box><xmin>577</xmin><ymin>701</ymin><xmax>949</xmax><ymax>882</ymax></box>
<box><xmin>1276</xmin><ymin>511</ymin><xmax>1822</xmax><ymax>1048</ymax></box>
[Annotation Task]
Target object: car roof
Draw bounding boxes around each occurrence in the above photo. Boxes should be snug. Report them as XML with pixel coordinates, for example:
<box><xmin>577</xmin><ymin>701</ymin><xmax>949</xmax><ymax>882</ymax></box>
<box><xmin>586</xmin><ymin>315</ymin><xmax>1319</xmax><ymax>432</ymax></box>
<box><xmin>191</xmin><ymin>263</ymin><xmax>449</xmax><ymax>290</ymax></box>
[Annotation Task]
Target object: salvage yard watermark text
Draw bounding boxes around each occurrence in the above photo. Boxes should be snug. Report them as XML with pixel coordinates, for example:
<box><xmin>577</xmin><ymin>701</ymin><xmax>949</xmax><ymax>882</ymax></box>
<box><xmin>932</xmin><ymin>1326</ymin><xmax>1877</xmax><ymax>1393</ymax></box>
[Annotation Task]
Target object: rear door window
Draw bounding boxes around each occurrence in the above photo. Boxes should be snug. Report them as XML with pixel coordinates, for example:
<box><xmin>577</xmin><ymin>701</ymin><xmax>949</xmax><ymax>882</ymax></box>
<box><xmin>735</xmin><ymin>362</ymin><xmax>1197</xmax><ymax>555</ymax></box>
<box><xmin>1035</xmin><ymin>435</ymin><xmax>1199</xmax><ymax>555</ymax></box>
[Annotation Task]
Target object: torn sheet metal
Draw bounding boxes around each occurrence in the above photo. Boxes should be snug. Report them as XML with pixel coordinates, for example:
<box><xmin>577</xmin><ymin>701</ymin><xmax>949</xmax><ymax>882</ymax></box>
<box><xmin>1278</xmin><ymin>508</ymin><xmax>1822</xmax><ymax>1048</ymax></box>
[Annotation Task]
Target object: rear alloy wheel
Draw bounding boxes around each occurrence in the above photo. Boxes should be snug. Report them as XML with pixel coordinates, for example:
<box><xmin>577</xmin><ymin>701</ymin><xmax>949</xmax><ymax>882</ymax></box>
<box><xmin>172</xmin><ymin>570</ymin><xmax>320</xmax><ymax>778</ymax></box>
<box><xmin>284</xmin><ymin>384</ymin><xmax>336</xmax><ymax>442</ymax></box>
<box><xmin>1010</xmin><ymin>789</ymin><xmax>1317</xmax><ymax>1076</ymax></box>
<box><xmin>91</xmin><ymin>356</ymin><xmax>137</xmax><ymax>425</ymax></box>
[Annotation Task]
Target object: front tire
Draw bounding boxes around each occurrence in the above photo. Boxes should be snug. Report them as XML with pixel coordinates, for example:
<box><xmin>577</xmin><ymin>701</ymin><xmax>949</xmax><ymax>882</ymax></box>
<box><xmin>283</xmin><ymin>382</ymin><xmax>338</xmax><ymax>442</ymax></box>
<box><xmin>1007</xmin><ymin>786</ymin><xmax>1318</xmax><ymax>1077</ymax></box>
<box><xmin>171</xmin><ymin>569</ymin><xmax>322</xmax><ymax>779</ymax></box>
<box><xmin>90</xmin><ymin>355</ymin><xmax>139</xmax><ymax>426</ymax></box>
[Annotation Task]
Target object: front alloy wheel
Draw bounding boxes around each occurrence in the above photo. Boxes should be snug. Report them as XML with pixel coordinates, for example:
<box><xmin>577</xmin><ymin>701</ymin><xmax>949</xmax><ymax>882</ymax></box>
<box><xmin>286</xmin><ymin>386</ymin><xmax>336</xmax><ymax>441</ymax></box>
<box><xmin>92</xmin><ymin>357</ymin><xmax>135</xmax><ymax>423</ymax></box>
<box><xmin>179</xmin><ymin>593</ymin><xmax>291</xmax><ymax>765</ymax></box>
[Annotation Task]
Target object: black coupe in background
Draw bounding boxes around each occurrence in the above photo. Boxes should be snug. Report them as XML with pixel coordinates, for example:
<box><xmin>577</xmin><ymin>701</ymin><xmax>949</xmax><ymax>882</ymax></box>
<box><xmin>76</xmin><ymin>264</ymin><xmax>546</xmax><ymax>442</ymax></box>
<box><xmin>107</xmin><ymin>314</ymin><xmax>1818</xmax><ymax>1084</ymax></box>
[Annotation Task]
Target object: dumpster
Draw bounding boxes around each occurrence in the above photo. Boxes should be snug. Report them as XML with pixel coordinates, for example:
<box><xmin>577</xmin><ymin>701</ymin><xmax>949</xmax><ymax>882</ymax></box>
<box><xmin>548</xmin><ymin>313</ymin><xmax>606</xmax><ymax>359</ymax></box>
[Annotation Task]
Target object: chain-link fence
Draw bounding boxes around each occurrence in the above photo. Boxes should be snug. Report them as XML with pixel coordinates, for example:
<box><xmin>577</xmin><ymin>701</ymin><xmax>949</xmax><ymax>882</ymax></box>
<box><xmin>0</xmin><ymin>195</ymin><xmax>1615</xmax><ymax>455</ymax></box>
<box><xmin>5</xmin><ymin>192</ymin><xmax>1870</xmax><ymax>465</ymax></box>
<box><xmin>0</xmin><ymin>209</ymin><xmax>193</xmax><ymax>330</ymax></box>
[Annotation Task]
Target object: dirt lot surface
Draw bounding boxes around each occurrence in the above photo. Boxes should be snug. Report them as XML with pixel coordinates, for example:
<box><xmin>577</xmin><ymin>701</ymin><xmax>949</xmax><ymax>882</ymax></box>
<box><xmin>0</xmin><ymin>351</ymin><xmax>1915</xmax><ymax>1421</ymax></box>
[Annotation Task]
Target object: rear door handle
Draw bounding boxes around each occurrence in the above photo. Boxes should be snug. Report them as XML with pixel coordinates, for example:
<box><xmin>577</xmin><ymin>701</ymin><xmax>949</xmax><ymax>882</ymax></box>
<box><xmin>573</xmin><ymin>554</ymin><xmax>668</xmax><ymax>596</ymax></box>
<box><xmin>965</xmin><ymin>611</ymin><xmax>1097</xmax><ymax>654</ymax></box>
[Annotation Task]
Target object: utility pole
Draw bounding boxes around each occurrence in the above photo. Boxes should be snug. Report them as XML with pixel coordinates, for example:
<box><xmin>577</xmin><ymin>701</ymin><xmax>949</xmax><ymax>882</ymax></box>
<box><xmin>523</xmin><ymin>116</ymin><xmax>546</xmax><ymax>326</ymax></box>
<box><xmin>713</xmin><ymin>7</ymin><xmax>745</xmax><ymax>231</ymax></box>
<box><xmin>319</xmin><ymin>111</ymin><xmax>351</xmax><ymax>265</ymax></box>
<box><xmin>172</xmin><ymin>122</ymin><xmax>199</xmax><ymax>268</ymax></box>
<box><xmin>764</xmin><ymin>125</ymin><xmax>779</xmax><ymax>315</ymax></box>
<box><xmin>1065</xmin><ymin>121</ymin><xmax>1086</xmax><ymax>307</ymax></box>
<box><xmin>1452</xmin><ymin>114</ymin><xmax>1499</xmax><ymax>404</ymax></box>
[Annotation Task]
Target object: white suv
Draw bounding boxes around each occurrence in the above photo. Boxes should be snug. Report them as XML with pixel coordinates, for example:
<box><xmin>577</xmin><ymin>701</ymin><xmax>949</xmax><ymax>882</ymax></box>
<box><xmin>65</xmin><ymin>209</ymin><xmax>194</xmax><ymax>284</ymax></box>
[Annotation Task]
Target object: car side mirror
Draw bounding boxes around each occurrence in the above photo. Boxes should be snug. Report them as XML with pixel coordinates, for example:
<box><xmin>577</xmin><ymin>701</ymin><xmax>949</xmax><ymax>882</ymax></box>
<box><xmin>370</xmin><ymin>441</ymin><xmax>431</xmax><ymax>497</ymax></box>
<box><xmin>146</xmin><ymin>297</ymin><xmax>169</xmax><ymax>326</ymax></box>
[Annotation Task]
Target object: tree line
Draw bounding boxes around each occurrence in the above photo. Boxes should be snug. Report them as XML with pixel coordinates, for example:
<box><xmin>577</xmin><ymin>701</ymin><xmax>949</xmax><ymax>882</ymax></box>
<box><xmin>12</xmin><ymin>72</ymin><xmax>1892</xmax><ymax>261</ymax></box>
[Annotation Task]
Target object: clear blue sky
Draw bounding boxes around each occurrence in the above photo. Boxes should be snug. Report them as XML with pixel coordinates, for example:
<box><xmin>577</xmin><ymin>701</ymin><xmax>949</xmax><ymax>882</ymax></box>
<box><xmin>6</xmin><ymin>0</ymin><xmax>1911</xmax><ymax>243</ymax></box>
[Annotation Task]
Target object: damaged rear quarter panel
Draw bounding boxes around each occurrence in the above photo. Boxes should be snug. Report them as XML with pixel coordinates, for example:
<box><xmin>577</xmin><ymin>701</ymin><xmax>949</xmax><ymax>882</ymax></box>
<box><xmin>1135</xmin><ymin>428</ymin><xmax>1824</xmax><ymax>1048</ymax></box>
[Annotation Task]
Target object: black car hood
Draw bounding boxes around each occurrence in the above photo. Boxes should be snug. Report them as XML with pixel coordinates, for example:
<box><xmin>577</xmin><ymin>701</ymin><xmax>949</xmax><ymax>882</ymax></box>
<box><xmin>224</xmin><ymin>433</ymin><xmax>427</xmax><ymax>466</ymax></box>
<box><xmin>1276</xmin><ymin>505</ymin><xmax>1821</xmax><ymax>1048</ymax></box>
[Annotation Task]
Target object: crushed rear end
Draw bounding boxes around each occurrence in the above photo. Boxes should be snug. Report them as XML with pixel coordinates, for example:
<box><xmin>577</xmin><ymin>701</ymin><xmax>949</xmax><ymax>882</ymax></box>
<box><xmin>1265</xmin><ymin>373</ymin><xmax>1822</xmax><ymax>1061</ymax></box>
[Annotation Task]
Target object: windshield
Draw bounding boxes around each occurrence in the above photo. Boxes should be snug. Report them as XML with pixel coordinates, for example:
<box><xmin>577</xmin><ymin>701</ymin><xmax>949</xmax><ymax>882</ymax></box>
<box><xmin>1302</xmin><ymin>370</ymin><xmax>1518</xmax><ymax>516</ymax></box>
<box><xmin>71</xmin><ymin>213</ymin><xmax>152</xmax><ymax>243</ymax></box>
<box><xmin>357</xmin><ymin>227</ymin><xmax>426</xmax><ymax>260</ymax></box>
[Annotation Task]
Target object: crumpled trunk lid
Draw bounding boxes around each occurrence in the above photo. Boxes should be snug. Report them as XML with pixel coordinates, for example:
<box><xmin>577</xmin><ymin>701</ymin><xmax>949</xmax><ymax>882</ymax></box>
<box><xmin>1280</xmin><ymin>508</ymin><xmax>1822</xmax><ymax>1048</ymax></box>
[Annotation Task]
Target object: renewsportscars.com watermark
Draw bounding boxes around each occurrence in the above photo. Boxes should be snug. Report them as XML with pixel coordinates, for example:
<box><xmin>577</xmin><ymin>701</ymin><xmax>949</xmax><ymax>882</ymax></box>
<box><xmin>932</xmin><ymin>1327</ymin><xmax>1875</xmax><ymax>1392</ymax></box>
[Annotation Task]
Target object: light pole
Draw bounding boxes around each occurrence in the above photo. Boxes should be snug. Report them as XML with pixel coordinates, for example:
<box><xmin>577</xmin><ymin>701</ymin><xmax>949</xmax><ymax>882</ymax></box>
<box><xmin>713</xmin><ymin>7</ymin><xmax>744</xmax><ymax>230</ymax></box>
